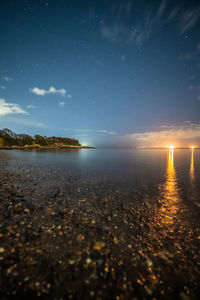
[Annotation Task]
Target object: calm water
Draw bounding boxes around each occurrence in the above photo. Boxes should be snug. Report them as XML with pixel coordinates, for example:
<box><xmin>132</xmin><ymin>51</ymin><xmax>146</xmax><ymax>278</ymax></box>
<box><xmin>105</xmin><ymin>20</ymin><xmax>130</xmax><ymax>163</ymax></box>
<box><xmin>1</xmin><ymin>148</ymin><xmax>200</xmax><ymax>298</ymax></box>
<box><xmin>4</xmin><ymin>148</ymin><xmax>200</xmax><ymax>203</ymax></box>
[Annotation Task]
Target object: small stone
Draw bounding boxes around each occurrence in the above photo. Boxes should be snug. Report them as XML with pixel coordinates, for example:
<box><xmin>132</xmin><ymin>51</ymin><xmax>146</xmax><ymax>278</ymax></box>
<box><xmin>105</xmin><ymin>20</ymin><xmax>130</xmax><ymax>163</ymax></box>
<box><xmin>146</xmin><ymin>258</ymin><xmax>153</xmax><ymax>268</ymax></box>
<box><xmin>35</xmin><ymin>282</ymin><xmax>40</xmax><ymax>287</ymax></box>
<box><xmin>93</xmin><ymin>241</ymin><xmax>105</xmax><ymax>251</ymax></box>
<box><xmin>144</xmin><ymin>286</ymin><xmax>152</xmax><ymax>295</ymax></box>
<box><xmin>86</xmin><ymin>258</ymin><xmax>92</xmax><ymax>264</ymax></box>
<box><xmin>90</xmin><ymin>291</ymin><xmax>95</xmax><ymax>297</ymax></box>
<box><xmin>69</xmin><ymin>259</ymin><xmax>75</xmax><ymax>265</ymax></box>
<box><xmin>77</xmin><ymin>234</ymin><xmax>85</xmax><ymax>242</ymax></box>
<box><xmin>24</xmin><ymin>277</ymin><xmax>30</xmax><ymax>282</ymax></box>
<box><xmin>180</xmin><ymin>292</ymin><xmax>191</xmax><ymax>300</ymax></box>
<box><xmin>102</xmin><ymin>196</ymin><xmax>108</xmax><ymax>204</ymax></box>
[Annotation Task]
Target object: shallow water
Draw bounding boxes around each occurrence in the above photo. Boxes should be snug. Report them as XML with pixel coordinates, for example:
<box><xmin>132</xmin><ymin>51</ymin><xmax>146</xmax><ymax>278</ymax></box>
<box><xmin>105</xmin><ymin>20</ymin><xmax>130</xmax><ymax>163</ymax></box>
<box><xmin>4</xmin><ymin>148</ymin><xmax>200</xmax><ymax>202</ymax></box>
<box><xmin>0</xmin><ymin>148</ymin><xmax>200</xmax><ymax>299</ymax></box>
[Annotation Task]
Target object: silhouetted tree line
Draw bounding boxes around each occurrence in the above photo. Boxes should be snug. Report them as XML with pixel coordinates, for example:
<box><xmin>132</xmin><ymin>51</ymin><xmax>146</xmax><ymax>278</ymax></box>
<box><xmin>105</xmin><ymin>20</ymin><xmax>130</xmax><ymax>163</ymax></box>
<box><xmin>0</xmin><ymin>128</ymin><xmax>80</xmax><ymax>147</ymax></box>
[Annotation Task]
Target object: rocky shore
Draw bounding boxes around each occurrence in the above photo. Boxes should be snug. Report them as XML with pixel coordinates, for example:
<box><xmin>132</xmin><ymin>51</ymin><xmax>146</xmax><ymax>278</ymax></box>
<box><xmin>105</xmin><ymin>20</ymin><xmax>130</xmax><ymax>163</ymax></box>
<box><xmin>0</xmin><ymin>151</ymin><xmax>200</xmax><ymax>299</ymax></box>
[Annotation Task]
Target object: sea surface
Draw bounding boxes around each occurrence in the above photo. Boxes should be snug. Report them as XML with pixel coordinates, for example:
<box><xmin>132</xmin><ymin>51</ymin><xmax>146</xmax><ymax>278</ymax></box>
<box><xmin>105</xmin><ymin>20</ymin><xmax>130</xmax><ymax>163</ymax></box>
<box><xmin>4</xmin><ymin>148</ymin><xmax>200</xmax><ymax>201</ymax></box>
<box><xmin>0</xmin><ymin>148</ymin><xmax>200</xmax><ymax>299</ymax></box>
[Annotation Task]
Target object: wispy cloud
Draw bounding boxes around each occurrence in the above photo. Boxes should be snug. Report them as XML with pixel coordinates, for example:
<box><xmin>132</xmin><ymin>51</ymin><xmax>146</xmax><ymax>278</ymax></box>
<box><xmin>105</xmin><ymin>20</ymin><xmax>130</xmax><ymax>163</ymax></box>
<box><xmin>100</xmin><ymin>2</ymin><xmax>166</xmax><ymax>46</ymax></box>
<box><xmin>101</xmin><ymin>1</ymin><xmax>200</xmax><ymax>46</ymax></box>
<box><xmin>0</xmin><ymin>98</ymin><xmax>27</xmax><ymax>117</ymax></box>
<box><xmin>2</xmin><ymin>76</ymin><xmax>13</xmax><ymax>81</ymax></box>
<box><xmin>59</xmin><ymin>101</ymin><xmax>65</xmax><ymax>107</ymax></box>
<box><xmin>4</xmin><ymin>117</ymin><xmax>44</xmax><ymax>127</ymax></box>
<box><xmin>97</xmin><ymin>129</ymin><xmax>117</xmax><ymax>135</ymax></box>
<box><xmin>124</xmin><ymin>122</ymin><xmax>200</xmax><ymax>147</ymax></box>
<box><xmin>74</xmin><ymin>134</ymin><xmax>88</xmax><ymax>137</ymax></box>
<box><xmin>30</xmin><ymin>86</ymin><xmax>66</xmax><ymax>97</ymax></box>
<box><xmin>0</xmin><ymin>85</ymin><xmax>6</xmax><ymax>90</ymax></box>
<box><xmin>190</xmin><ymin>83</ymin><xmax>200</xmax><ymax>102</ymax></box>
<box><xmin>157</xmin><ymin>0</ymin><xmax>168</xmax><ymax>18</ymax></box>
<box><xmin>76</xmin><ymin>129</ymin><xmax>117</xmax><ymax>135</ymax></box>
<box><xmin>27</xmin><ymin>105</ymin><xmax>35</xmax><ymax>109</ymax></box>
<box><xmin>179</xmin><ymin>7</ymin><xmax>200</xmax><ymax>34</ymax></box>
<box><xmin>167</xmin><ymin>2</ymin><xmax>200</xmax><ymax>34</ymax></box>
<box><xmin>179</xmin><ymin>52</ymin><xmax>195</xmax><ymax>61</ymax></box>
<box><xmin>168</xmin><ymin>6</ymin><xmax>180</xmax><ymax>21</ymax></box>
<box><xmin>76</xmin><ymin>129</ymin><xmax>91</xmax><ymax>132</ymax></box>
<box><xmin>101</xmin><ymin>22</ymin><xmax>154</xmax><ymax>46</ymax></box>
<box><xmin>188</xmin><ymin>85</ymin><xmax>200</xmax><ymax>91</ymax></box>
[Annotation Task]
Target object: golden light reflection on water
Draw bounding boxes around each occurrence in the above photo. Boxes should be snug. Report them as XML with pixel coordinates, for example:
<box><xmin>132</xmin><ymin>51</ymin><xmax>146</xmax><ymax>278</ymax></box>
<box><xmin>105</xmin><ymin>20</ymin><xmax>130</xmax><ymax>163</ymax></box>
<box><xmin>159</xmin><ymin>148</ymin><xmax>180</xmax><ymax>227</ymax></box>
<box><xmin>190</xmin><ymin>148</ymin><xmax>194</xmax><ymax>181</ymax></box>
<box><xmin>164</xmin><ymin>148</ymin><xmax>179</xmax><ymax>201</ymax></box>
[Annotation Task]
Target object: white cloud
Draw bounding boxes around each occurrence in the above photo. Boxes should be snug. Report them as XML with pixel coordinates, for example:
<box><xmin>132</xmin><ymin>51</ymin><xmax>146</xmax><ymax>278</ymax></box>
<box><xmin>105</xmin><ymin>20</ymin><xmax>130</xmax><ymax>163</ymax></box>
<box><xmin>30</xmin><ymin>86</ymin><xmax>66</xmax><ymax>97</ymax></box>
<box><xmin>31</xmin><ymin>87</ymin><xmax>47</xmax><ymax>96</ymax></box>
<box><xmin>0</xmin><ymin>98</ymin><xmax>27</xmax><ymax>117</ymax></box>
<box><xmin>0</xmin><ymin>85</ymin><xmax>6</xmax><ymax>90</ymax></box>
<box><xmin>68</xmin><ymin>94</ymin><xmax>72</xmax><ymax>99</ymax></box>
<box><xmin>124</xmin><ymin>122</ymin><xmax>200</xmax><ymax>147</ymax></box>
<box><xmin>27</xmin><ymin>105</ymin><xmax>35</xmax><ymax>109</ymax></box>
<box><xmin>59</xmin><ymin>101</ymin><xmax>65</xmax><ymax>107</ymax></box>
<box><xmin>2</xmin><ymin>76</ymin><xmax>13</xmax><ymax>81</ymax></box>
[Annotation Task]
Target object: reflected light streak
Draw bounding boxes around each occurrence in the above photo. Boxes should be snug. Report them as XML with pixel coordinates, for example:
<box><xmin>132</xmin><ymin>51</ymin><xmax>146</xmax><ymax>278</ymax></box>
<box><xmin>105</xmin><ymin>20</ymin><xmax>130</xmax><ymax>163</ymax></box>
<box><xmin>159</xmin><ymin>148</ymin><xmax>180</xmax><ymax>228</ymax></box>
<box><xmin>190</xmin><ymin>148</ymin><xmax>195</xmax><ymax>181</ymax></box>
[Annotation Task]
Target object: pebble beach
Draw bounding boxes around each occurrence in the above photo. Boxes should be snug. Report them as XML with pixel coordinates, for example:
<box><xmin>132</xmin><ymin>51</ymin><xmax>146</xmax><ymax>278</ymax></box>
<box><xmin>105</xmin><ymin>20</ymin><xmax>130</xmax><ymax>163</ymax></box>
<box><xmin>0</xmin><ymin>150</ymin><xmax>200</xmax><ymax>299</ymax></box>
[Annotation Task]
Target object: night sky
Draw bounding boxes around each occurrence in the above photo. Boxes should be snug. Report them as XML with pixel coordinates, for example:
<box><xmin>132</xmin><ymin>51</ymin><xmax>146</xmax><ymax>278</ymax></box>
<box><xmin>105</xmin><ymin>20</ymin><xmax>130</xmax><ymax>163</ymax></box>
<box><xmin>0</xmin><ymin>0</ymin><xmax>200</xmax><ymax>147</ymax></box>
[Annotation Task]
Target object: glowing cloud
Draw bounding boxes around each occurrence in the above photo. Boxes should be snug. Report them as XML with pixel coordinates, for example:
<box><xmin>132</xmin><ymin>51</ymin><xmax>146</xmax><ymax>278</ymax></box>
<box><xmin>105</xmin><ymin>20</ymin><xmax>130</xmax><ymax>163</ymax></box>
<box><xmin>124</xmin><ymin>122</ymin><xmax>200</xmax><ymax>147</ymax></box>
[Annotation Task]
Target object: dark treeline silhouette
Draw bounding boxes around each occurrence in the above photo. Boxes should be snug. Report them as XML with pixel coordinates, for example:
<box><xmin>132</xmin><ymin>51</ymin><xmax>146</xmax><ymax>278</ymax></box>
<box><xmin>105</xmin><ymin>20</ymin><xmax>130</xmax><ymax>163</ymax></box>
<box><xmin>0</xmin><ymin>128</ymin><xmax>81</xmax><ymax>147</ymax></box>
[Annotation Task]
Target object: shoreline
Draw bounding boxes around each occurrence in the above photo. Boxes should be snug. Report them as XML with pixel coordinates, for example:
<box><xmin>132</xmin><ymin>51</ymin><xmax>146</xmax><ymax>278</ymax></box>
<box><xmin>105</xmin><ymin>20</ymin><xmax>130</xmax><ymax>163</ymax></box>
<box><xmin>0</xmin><ymin>145</ymin><xmax>95</xmax><ymax>150</ymax></box>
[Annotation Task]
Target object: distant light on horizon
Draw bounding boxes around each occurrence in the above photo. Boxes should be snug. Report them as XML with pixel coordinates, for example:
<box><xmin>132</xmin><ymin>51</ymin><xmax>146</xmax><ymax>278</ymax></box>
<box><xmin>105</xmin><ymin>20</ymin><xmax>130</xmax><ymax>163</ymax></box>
<box><xmin>168</xmin><ymin>145</ymin><xmax>175</xmax><ymax>149</ymax></box>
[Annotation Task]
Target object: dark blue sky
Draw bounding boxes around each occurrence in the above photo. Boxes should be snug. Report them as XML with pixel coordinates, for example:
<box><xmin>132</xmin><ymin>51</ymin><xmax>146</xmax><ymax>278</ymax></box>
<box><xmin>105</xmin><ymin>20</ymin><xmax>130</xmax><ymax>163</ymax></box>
<box><xmin>0</xmin><ymin>0</ymin><xmax>200</xmax><ymax>146</ymax></box>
